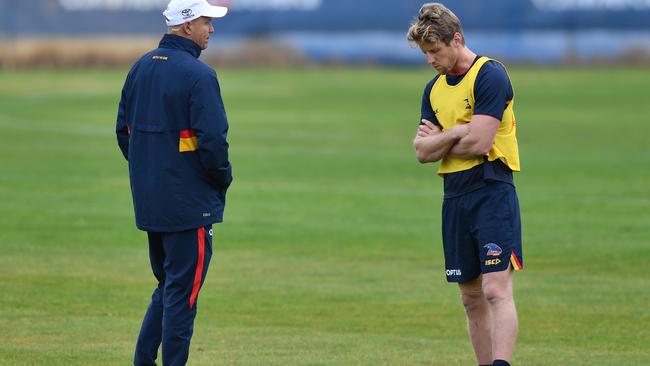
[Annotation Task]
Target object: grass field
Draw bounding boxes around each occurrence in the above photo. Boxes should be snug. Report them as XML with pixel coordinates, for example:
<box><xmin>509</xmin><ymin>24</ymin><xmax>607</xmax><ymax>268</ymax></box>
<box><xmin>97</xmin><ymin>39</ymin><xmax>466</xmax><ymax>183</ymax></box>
<box><xmin>0</xmin><ymin>66</ymin><xmax>649</xmax><ymax>365</ymax></box>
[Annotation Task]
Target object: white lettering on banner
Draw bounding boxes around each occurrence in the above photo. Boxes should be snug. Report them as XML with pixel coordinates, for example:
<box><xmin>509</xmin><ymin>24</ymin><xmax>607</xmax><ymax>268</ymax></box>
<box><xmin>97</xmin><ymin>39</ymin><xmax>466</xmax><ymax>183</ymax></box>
<box><xmin>59</xmin><ymin>0</ymin><xmax>166</xmax><ymax>11</ymax></box>
<box><xmin>533</xmin><ymin>0</ymin><xmax>650</xmax><ymax>11</ymax></box>
<box><xmin>58</xmin><ymin>0</ymin><xmax>321</xmax><ymax>11</ymax></box>
<box><xmin>231</xmin><ymin>0</ymin><xmax>321</xmax><ymax>11</ymax></box>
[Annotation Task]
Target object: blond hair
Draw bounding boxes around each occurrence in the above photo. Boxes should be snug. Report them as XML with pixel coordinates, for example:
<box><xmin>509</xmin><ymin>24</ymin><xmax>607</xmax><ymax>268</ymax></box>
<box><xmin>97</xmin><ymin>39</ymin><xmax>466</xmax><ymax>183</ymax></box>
<box><xmin>407</xmin><ymin>3</ymin><xmax>464</xmax><ymax>47</ymax></box>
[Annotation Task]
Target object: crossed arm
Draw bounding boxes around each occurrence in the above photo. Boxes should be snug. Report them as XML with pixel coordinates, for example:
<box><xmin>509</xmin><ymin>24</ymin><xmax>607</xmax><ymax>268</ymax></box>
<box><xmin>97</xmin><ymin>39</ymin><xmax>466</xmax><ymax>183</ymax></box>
<box><xmin>413</xmin><ymin>115</ymin><xmax>501</xmax><ymax>163</ymax></box>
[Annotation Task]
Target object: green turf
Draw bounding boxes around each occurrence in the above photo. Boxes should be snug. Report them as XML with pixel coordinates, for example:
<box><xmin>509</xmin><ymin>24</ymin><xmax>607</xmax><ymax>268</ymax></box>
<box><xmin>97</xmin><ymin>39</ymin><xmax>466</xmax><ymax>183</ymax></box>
<box><xmin>0</xmin><ymin>66</ymin><xmax>648</xmax><ymax>365</ymax></box>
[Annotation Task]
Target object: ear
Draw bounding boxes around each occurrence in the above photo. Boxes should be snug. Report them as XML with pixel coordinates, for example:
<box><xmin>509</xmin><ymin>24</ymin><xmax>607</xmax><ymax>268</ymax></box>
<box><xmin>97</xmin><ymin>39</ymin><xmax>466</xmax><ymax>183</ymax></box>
<box><xmin>453</xmin><ymin>32</ymin><xmax>464</xmax><ymax>47</ymax></box>
<box><xmin>181</xmin><ymin>22</ymin><xmax>192</xmax><ymax>35</ymax></box>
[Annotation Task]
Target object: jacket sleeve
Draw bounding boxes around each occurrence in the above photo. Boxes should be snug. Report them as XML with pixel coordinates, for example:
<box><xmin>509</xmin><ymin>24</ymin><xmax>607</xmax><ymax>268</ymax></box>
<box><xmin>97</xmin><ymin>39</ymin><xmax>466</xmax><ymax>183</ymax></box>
<box><xmin>190</xmin><ymin>70</ymin><xmax>233</xmax><ymax>189</ymax></box>
<box><xmin>116</xmin><ymin>78</ymin><xmax>130</xmax><ymax>161</ymax></box>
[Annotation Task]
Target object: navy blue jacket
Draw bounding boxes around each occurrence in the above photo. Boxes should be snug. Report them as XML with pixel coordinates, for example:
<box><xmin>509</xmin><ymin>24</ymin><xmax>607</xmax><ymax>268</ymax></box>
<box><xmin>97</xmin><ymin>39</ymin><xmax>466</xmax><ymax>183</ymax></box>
<box><xmin>116</xmin><ymin>34</ymin><xmax>232</xmax><ymax>232</ymax></box>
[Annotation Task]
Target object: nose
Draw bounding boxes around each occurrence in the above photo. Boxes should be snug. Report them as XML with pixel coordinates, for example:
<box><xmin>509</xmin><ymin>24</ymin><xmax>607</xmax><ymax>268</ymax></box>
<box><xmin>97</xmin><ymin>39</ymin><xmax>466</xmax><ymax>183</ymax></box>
<box><xmin>426</xmin><ymin>52</ymin><xmax>435</xmax><ymax>65</ymax></box>
<box><xmin>209</xmin><ymin>22</ymin><xmax>214</xmax><ymax>33</ymax></box>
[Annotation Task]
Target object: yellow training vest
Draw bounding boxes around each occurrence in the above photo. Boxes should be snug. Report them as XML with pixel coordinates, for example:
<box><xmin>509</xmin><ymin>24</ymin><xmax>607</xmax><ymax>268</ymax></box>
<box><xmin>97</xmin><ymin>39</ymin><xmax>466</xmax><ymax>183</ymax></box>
<box><xmin>429</xmin><ymin>57</ymin><xmax>520</xmax><ymax>175</ymax></box>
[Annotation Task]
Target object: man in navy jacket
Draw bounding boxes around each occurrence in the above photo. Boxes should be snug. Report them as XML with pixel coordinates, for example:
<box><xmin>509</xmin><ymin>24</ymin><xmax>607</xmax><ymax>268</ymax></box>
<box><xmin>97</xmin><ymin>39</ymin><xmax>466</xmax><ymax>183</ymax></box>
<box><xmin>116</xmin><ymin>1</ymin><xmax>232</xmax><ymax>364</ymax></box>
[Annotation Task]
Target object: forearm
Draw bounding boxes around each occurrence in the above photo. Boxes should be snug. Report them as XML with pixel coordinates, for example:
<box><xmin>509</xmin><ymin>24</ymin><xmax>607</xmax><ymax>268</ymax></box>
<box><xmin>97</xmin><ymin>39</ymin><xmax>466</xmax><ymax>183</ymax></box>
<box><xmin>198</xmin><ymin>143</ymin><xmax>232</xmax><ymax>188</ymax></box>
<box><xmin>446</xmin><ymin>134</ymin><xmax>490</xmax><ymax>159</ymax></box>
<box><xmin>414</xmin><ymin>127</ymin><xmax>467</xmax><ymax>163</ymax></box>
<box><xmin>116</xmin><ymin>128</ymin><xmax>130</xmax><ymax>160</ymax></box>
<box><xmin>116</xmin><ymin>88</ymin><xmax>130</xmax><ymax>161</ymax></box>
<box><xmin>447</xmin><ymin>116</ymin><xmax>499</xmax><ymax>159</ymax></box>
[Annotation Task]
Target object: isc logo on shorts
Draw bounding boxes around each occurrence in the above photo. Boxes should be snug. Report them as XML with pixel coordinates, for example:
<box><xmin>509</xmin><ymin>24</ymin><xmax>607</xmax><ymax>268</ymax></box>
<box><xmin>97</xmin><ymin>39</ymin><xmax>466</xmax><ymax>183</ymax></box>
<box><xmin>446</xmin><ymin>269</ymin><xmax>462</xmax><ymax>276</ymax></box>
<box><xmin>485</xmin><ymin>258</ymin><xmax>502</xmax><ymax>266</ymax></box>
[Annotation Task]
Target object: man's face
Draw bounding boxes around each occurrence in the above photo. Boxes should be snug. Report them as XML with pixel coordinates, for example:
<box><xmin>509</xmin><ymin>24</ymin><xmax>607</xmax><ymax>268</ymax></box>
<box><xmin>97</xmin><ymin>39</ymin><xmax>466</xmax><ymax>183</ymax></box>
<box><xmin>419</xmin><ymin>37</ymin><xmax>460</xmax><ymax>75</ymax></box>
<box><xmin>189</xmin><ymin>16</ymin><xmax>214</xmax><ymax>50</ymax></box>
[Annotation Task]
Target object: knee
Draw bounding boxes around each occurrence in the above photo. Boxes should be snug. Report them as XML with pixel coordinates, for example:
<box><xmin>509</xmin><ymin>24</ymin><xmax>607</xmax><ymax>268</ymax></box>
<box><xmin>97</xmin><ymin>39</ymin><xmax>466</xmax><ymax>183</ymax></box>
<box><xmin>482</xmin><ymin>282</ymin><xmax>512</xmax><ymax>306</ymax></box>
<box><xmin>460</xmin><ymin>290</ymin><xmax>486</xmax><ymax>312</ymax></box>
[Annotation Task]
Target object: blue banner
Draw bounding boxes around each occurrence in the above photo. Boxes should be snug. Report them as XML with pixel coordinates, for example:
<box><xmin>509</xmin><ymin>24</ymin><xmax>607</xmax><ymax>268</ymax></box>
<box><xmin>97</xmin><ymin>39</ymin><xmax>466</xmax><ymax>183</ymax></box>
<box><xmin>2</xmin><ymin>0</ymin><xmax>650</xmax><ymax>36</ymax></box>
<box><xmin>2</xmin><ymin>0</ymin><xmax>649</xmax><ymax>64</ymax></box>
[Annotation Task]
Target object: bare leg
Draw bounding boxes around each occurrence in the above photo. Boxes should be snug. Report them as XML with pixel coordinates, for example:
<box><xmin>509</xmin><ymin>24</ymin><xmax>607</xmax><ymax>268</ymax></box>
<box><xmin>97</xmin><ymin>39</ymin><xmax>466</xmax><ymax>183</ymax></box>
<box><xmin>482</xmin><ymin>269</ymin><xmax>518</xmax><ymax>362</ymax></box>
<box><xmin>458</xmin><ymin>276</ymin><xmax>493</xmax><ymax>365</ymax></box>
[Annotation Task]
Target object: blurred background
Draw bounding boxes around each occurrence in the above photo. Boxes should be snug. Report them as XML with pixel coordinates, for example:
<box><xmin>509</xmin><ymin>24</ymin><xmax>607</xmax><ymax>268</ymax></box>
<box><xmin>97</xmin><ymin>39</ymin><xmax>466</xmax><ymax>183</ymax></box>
<box><xmin>2</xmin><ymin>0</ymin><xmax>650</xmax><ymax>67</ymax></box>
<box><xmin>1</xmin><ymin>1</ymin><xmax>650</xmax><ymax>365</ymax></box>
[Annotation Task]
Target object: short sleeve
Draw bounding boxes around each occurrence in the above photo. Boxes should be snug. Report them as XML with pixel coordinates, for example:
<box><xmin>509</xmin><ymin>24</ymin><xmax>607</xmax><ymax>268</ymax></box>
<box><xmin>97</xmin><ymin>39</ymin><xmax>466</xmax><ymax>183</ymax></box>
<box><xmin>420</xmin><ymin>76</ymin><xmax>441</xmax><ymax>126</ymax></box>
<box><xmin>473</xmin><ymin>61</ymin><xmax>513</xmax><ymax>121</ymax></box>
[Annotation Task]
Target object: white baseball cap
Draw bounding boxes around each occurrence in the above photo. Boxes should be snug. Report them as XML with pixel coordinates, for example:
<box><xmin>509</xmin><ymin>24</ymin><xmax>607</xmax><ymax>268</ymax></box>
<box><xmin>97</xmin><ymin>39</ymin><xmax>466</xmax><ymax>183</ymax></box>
<box><xmin>163</xmin><ymin>0</ymin><xmax>228</xmax><ymax>26</ymax></box>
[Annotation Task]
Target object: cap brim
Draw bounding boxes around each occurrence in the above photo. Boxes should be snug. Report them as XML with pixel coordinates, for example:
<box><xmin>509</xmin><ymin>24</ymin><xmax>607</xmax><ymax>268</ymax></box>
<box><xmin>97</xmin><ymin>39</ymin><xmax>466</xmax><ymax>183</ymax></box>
<box><xmin>203</xmin><ymin>6</ymin><xmax>228</xmax><ymax>18</ymax></box>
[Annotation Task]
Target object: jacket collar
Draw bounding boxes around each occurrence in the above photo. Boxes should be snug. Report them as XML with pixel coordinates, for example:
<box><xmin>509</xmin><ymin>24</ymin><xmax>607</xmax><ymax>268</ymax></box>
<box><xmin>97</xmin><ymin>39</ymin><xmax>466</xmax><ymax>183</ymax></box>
<box><xmin>159</xmin><ymin>34</ymin><xmax>202</xmax><ymax>58</ymax></box>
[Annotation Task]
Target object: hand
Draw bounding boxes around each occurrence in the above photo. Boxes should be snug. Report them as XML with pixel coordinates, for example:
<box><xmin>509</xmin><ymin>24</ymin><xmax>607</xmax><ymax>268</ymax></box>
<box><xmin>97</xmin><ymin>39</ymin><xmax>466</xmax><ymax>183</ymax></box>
<box><xmin>448</xmin><ymin>123</ymin><xmax>470</xmax><ymax>139</ymax></box>
<box><xmin>416</xmin><ymin>119</ymin><xmax>441</xmax><ymax>139</ymax></box>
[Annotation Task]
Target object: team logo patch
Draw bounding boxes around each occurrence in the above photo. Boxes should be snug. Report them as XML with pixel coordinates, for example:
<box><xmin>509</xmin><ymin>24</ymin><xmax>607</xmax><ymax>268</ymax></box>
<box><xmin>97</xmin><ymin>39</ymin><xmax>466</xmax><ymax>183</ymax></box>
<box><xmin>484</xmin><ymin>243</ymin><xmax>503</xmax><ymax>257</ymax></box>
<box><xmin>182</xmin><ymin>9</ymin><xmax>194</xmax><ymax>18</ymax></box>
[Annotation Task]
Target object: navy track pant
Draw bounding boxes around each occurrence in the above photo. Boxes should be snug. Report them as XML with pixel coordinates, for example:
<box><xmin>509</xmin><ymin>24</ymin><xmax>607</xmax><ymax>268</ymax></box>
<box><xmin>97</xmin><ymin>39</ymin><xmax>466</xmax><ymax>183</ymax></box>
<box><xmin>134</xmin><ymin>225</ymin><xmax>213</xmax><ymax>366</ymax></box>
